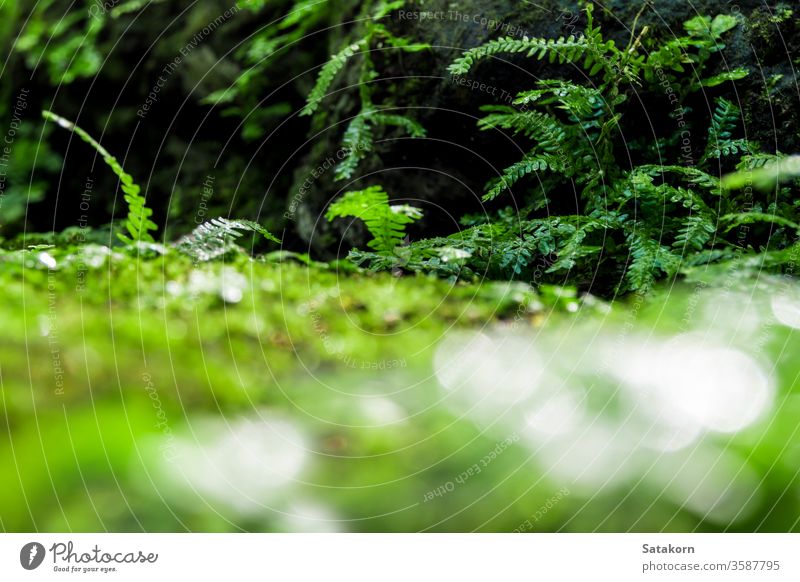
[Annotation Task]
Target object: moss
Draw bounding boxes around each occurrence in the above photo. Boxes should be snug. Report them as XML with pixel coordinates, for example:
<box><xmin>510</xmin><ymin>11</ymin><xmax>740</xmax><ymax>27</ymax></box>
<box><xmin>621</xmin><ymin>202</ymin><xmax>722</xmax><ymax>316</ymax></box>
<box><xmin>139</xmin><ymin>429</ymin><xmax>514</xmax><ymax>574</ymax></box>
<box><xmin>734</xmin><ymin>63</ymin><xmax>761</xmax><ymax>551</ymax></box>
<box><xmin>2</xmin><ymin>244</ymin><xmax>800</xmax><ymax>531</ymax></box>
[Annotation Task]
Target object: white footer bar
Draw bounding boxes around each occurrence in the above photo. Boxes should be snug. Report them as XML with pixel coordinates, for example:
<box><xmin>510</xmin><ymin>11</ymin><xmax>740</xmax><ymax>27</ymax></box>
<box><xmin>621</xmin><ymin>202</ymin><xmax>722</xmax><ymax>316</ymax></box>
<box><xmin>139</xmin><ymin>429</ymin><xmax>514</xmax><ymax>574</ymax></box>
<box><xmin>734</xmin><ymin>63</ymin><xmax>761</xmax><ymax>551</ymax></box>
<box><xmin>1</xmin><ymin>534</ymin><xmax>797</xmax><ymax>581</ymax></box>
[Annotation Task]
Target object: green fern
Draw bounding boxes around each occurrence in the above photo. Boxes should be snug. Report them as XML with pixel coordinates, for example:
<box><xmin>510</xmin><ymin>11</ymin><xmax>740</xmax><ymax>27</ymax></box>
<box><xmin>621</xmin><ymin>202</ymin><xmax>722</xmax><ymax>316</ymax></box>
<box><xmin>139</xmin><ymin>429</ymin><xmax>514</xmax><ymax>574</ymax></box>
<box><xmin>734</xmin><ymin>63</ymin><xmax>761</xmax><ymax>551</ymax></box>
<box><xmin>42</xmin><ymin>110</ymin><xmax>157</xmax><ymax>245</ymax></box>
<box><xmin>301</xmin><ymin>38</ymin><xmax>368</xmax><ymax>117</ymax></box>
<box><xmin>448</xmin><ymin>6</ymin><xmax>622</xmax><ymax>82</ymax></box>
<box><xmin>449</xmin><ymin>35</ymin><xmax>597</xmax><ymax>74</ymax></box>
<box><xmin>426</xmin><ymin>7</ymin><xmax>757</xmax><ymax>291</ymax></box>
<box><xmin>625</xmin><ymin>230</ymin><xmax>682</xmax><ymax>292</ymax></box>
<box><xmin>673</xmin><ymin>215</ymin><xmax>716</xmax><ymax>252</ymax></box>
<box><xmin>734</xmin><ymin>153</ymin><xmax>784</xmax><ymax>171</ymax></box>
<box><xmin>514</xmin><ymin>80</ymin><xmax>606</xmax><ymax>120</ymax></box>
<box><xmin>545</xmin><ymin>218</ymin><xmax>606</xmax><ymax>273</ymax></box>
<box><xmin>325</xmin><ymin>185</ymin><xmax>422</xmax><ymax>253</ymax></box>
<box><xmin>298</xmin><ymin>1</ymin><xmax>428</xmax><ymax>180</ymax></box>
<box><xmin>292</xmin><ymin>5</ymin><xmax>791</xmax><ymax>294</ymax></box>
<box><xmin>477</xmin><ymin>106</ymin><xmax>566</xmax><ymax>143</ymax></box>
<box><xmin>484</xmin><ymin>154</ymin><xmax>567</xmax><ymax>202</ymax></box>
<box><xmin>370</xmin><ymin>113</ymin><xmax>426</xmax><ymax>137</ymax></box>
<box><xmin>335</xmin><ymin>113</ymin><xmax>374</xmax><ymax>181</ymax></box>
<box><xmin>703</xmin><ymin>98</ymin><xmax>752</xmax><ymax>161</ymax></box>
<box><xmin>633</xmin><ymin>165</ymin><xmax>723</xmax><ymax>193</ymax></box>
<box><xmin>174</xmin><ymin>217</ymin><xmax>280</xmax><ymax>262</ymax></box>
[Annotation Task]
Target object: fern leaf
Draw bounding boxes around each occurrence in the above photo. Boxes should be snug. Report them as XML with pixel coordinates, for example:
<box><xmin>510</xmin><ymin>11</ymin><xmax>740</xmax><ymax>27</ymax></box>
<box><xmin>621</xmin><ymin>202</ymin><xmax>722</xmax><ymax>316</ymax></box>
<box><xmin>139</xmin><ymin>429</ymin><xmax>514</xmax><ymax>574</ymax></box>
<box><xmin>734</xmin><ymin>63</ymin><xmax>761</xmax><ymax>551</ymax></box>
<box><xmin>673</xmin><ymin>215</ymin><xmax>716</xmax><ymax>251</ymax></box>
<box><xmin>448</xmin><ymin>7</ymin><xmax>620</xmax><ymax>80</ymax></box>
<box><xmin>325</xmin><ymin>185</ymin><xmax>390</xmax><ymax>220</ymax></box>
<box><xmin>301</xmin><ymin>38</ymin><xmax>367</xmax><ymax>117</ymax></box>
<box><xmin>42</xmin><ymin>110</ymin><xmax>157</xmax><ymax>245</ymax></box>
<box><xmin>723</xmin><ymin>155</ymin><xmax>800</xmax><ymax>191</ymax></box>
<box><xmin>625</xmin><ymin>230</ymin><xmax>681</xmax><ymax>291</ymax></box>
<box><xmin>706</xmin><ymin>138</ymin><xmax>752</xmax><ymax>160</ymax></box>
<box><xmin>722</xmin><ymin>155</ymin><xmax>800</xmax><ymax>190</ymax></box>
<box><xmin>448</xmin><ymin>34</ymin><xmax>607</xmax><ymax>76</ymax></box>
<box><xmin>546</xmin><ymin>218</ymin><xmax>605</xmax><ymax>273</ymax></box>
<box><xmin>514</xmin><ymin>80</ymin><xmax>605</xmax><ymax>120</ymax></box>
<box><xmin>477</xmin><ymin>106</ymin><xmax>566</xmax><ymax>146</ymax></box>
<box><xmin>703</xmin><ymin>97</ymin><xmax>744</xmax><ymax>161</ymax></box>
<box><xmin>734</xmin><ymin>153</ymin><xmax>783</xmax><ymax>172</ymax></box>
<box><xmin>335</xmin><ymin>113</ymin><xmax>374</xmax><ymax>181</ymax></box>
<box><xmin>633</xmin><ymin>165</ymin><xmax>722</xmax><ymax>193</ymax></box>
<box><xmin>483</xmin><ymin>154</ymin><xmax>565</xmax><ymax>201</ymax></box>
<box><xmin>325</xmin><ymin>186</ymin><xmax>423</xmax><ymax>253</ymax></box>
<box><xmin>370</xmin><ymin>113</ymin><xmax>426</xmax><ymax>137</ymax></box>
<box><xmin>174</xmin><ymin>217</ymin><xmax>280</xmax><ymax>262</ymax></box>
<box><xmin>365</xmin><ymin>205</ymin><xmax>420</xmax><ymax>252</ymax></box>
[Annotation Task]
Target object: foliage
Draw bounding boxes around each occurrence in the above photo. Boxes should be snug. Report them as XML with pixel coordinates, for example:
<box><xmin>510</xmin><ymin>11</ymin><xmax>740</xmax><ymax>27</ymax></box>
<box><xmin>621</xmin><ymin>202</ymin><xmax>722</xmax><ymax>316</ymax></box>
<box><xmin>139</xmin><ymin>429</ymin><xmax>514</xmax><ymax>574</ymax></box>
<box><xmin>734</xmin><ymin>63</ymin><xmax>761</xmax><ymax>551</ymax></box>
<box><xmin>201</xmin><ymin>0</ymin><xmax>340</xmax><ymax>140</ymax></box>
<box><xmin>302</xmin><ymin>1</ymin><xmax>428</xmax><ymax>180</ymax></box>
<box><xmin>13</xmin><ymin>0</ymin><xmax>107</xmax><ymax>85</ymax></box>
<box><xmin>1</xmin><ymin>0</ymin><xmax>798</xmax><ymax>299</ymax></box>
<box><xmin>42</xmin><ymin>111</ymin><xmax>157</xmax><ymax>246</ymax></box>
<box><xmin>325</xmin><ymin>185</ymin><xmax>422</xmax><ymax>253</ymax></box>
<box><xmin>326</xmin><ymin>6</ymin><xmax>797</xmax><ymax>293</ymax></box>
<box><xmin>175</xmin><ymin>217</ymin><xmax>281</xmax><ymax>262</ymax></box>
<box><xmin>204</xmin><ymin>0</ymin><xmax>427</xmax><ymax>180</ymax></box>
<box><xmin>703</xmin><ymin>98</ymin><xmax>750</xmax><ymax>161</ymax></box>
<box><xmin>643</xmin><ymin>13</ymin><xmax>745</xmax><ymax>94</ymax></box>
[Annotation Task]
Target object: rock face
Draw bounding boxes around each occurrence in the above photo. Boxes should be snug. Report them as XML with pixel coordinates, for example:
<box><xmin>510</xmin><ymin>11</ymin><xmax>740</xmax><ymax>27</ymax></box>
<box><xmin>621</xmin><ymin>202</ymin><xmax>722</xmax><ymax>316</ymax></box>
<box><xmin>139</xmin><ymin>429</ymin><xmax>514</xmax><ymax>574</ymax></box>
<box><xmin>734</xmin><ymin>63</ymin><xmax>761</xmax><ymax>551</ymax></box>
<box><xmin>290</xmin><ymin>0</ymin><xmax>800</xmax><ymax>253</ymax></box>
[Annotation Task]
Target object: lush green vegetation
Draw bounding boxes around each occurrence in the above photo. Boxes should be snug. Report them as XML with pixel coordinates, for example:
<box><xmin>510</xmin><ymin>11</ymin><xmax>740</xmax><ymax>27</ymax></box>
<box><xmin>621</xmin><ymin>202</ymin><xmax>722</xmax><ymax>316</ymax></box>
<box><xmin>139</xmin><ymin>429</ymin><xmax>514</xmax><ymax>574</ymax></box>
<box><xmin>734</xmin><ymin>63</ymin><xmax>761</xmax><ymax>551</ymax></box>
<box><xmin>1</xmin><ymin>0</ymin><xmax>799</xmax><ymax>532</ymax></box>
<box><xmin>340</xmin><ymin>8</ymin><xmax>800</xmax><ymax>293</ymax></box>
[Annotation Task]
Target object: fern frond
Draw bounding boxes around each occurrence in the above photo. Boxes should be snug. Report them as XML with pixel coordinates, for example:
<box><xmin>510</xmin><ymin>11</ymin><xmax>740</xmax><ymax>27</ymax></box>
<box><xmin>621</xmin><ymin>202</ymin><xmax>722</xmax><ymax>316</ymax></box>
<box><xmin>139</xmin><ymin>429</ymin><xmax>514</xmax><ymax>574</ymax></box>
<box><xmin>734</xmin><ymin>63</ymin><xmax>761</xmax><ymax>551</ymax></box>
<box><xmin>515</xmin><ymin>80</ymin><xmax>606</xmax><ymax>120</ymax></box>
<box><xmin>483</xmin><ymin>154</ymin><xmax>566</xmax><ymax>202</ymax></box>
<box><xmin>301</xmin><ymin>38</ymin><xmax>368</xmax><ymax>117</ymax></box>
<box><xmin>546</xmin><ymin>219</ymin><xmax>605</xmax><ymax>273</ymax></box>
<box><xmin>667</xmin><ymin>186</ymin><xmax>714</xmax><ymax>213</ymax></box>
<box><xmin>371</xmin><ymin>113</ymin><xmax>426</xmax><ymax>137</ymax></box>
<box><xmin>633</xmin><ymin>165</ymin><xmax>722</xmax><ymax>193</ymax></box>
<box><xmin>326</xmin><ymin>185</ymin><xmax>389</xmax><ymax>219</ymax></box>
<box><xmin>703</xmin><ymin>97</ymin><xmax>743</xmax><ymax>161</ymax></box>
<box><xmin>174</xmin><ymin>217</ymin><xmax>280</xmax><ymax>262</ymax></box>
<box><xmin>335</xmin><ymin>113</ymin><xmax>373</xmax><ymax>181</ymax></box>
<box><xmin>333</xmin><ymin>111</ymin><xmax>425</xmax><ymax>181</ymax></box>
<box><xmin>42</xmin><ymin>110</ymin><xmax>157</xmax><ymax>245</ymax></box>
<box><xmin>448</xmin><ymin>6</ymin><xmax>621</xmax><ymax>80</ymax></box>
<box><xmin>477</xmin><ymin>106</ymin><xmax>566</xmax><ymax>147</ymax></box>
<box><xmin>325</xmin><ymin>186</ymin><xmax>423</xmax><ymax>253</ymax></box>
<box><xmin>365</xmin><ymin>205</ymin><xmax>421</xmax><ymax>252</ymax></box>
<box><xmin>625</xmin><ymin>230</ymin><xmax>681</xmax><ymax>291</ymax></box>
<box><xmin>448</xmin><ymin>34</ymin><xmax>614</xmax><ymax>78</ymax></box>
<box><xmin>278</xmin><ymin>0</ymin><xmax>320</xmax><ymax>30</ymax></box>
<box><xmin>734</xmin><ymin>152</ymin><xmax>783</xmax><ymax>171</ymax></box>
<box><xmin>673</xmin><ymin>215</ymin><xmax>716</xmax><ymax>251</ymax></box>
<box><xmin>706</xmin><ymin>138</ymin><xmax>752</xmax><ymax>160</ymax></box>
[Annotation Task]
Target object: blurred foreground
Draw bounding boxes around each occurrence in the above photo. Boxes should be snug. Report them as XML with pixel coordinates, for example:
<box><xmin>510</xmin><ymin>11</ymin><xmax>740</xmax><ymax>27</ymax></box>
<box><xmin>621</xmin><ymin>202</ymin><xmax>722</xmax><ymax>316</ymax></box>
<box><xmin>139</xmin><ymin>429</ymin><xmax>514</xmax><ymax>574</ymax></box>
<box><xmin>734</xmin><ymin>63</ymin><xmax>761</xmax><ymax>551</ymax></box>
<box><xmin>1</xmin><ymin>247</ymin><xmax>798</xmax><ymax>531</ymax></box>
